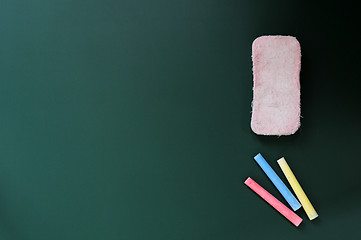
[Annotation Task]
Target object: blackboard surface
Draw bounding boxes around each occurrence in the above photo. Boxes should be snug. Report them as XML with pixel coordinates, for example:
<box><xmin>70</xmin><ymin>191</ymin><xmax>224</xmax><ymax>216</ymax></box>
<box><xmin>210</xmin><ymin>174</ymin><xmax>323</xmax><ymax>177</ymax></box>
<box><xmin>1</xmin><ymin>0</ymin><xmax>360</xmax><ymax>239</ymax></box>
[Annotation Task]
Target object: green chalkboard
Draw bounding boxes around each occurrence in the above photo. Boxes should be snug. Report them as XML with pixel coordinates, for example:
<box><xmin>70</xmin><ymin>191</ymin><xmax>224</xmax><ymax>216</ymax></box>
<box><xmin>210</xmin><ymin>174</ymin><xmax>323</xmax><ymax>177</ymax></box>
<box><xmin>0</xmin><ymin>0</ymin><xmax>360</xmax><ymax>239</ymax></box>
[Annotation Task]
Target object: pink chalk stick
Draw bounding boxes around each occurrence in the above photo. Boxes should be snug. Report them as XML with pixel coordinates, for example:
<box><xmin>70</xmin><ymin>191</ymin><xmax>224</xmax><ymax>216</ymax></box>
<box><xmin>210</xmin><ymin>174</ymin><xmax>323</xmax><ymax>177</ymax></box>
<box><xmin>244</xmin><ymin>177</ymin><xmax>303</xmax><ymax>227</ymax></box>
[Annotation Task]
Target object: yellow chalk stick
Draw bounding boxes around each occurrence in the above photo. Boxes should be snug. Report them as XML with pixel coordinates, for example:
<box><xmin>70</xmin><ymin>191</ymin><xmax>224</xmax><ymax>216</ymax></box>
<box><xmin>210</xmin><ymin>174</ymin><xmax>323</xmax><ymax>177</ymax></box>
<box><xmin>277</xmin><ymin>157</ymin><xmax>318</xmax><ymax>220</ymax></box>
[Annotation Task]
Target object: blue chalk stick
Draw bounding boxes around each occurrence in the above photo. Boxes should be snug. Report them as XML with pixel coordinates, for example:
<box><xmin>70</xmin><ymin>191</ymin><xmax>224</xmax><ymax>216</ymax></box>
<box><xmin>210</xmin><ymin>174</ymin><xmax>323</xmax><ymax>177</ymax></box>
<box><xmin>254</xmin><ymin>153</ymin><xmax>301</xmax><ymax>211</ymax></box>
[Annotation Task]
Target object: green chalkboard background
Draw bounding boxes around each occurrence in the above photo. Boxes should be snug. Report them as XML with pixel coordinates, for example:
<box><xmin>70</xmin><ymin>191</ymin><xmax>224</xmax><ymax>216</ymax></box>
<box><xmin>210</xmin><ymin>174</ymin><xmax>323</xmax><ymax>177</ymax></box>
<box><xmin>0</xmin><ymin>0</ymin><xmax>360</xmax><ymax>239</ymax></box>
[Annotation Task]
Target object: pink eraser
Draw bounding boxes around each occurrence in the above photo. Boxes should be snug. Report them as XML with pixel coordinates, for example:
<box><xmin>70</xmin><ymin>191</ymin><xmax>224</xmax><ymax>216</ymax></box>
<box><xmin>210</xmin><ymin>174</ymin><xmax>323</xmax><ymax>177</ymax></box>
<box><xmin>251</xmin><ymin>36</ymin><xmax>301</xmax><ymax>136</ymax></box>
<box><xmin>244</xmin><ymin>177</ymin><xmax>303</xmax><ymax>227</ymax></box>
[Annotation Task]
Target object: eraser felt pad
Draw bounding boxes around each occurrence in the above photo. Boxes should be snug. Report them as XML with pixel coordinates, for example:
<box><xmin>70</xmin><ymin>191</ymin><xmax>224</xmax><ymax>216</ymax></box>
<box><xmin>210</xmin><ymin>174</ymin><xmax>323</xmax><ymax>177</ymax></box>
<box><xmin>251</xmin><ymin>36</ymin><xmax>301</xmax><ymax>136</ymax></box>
